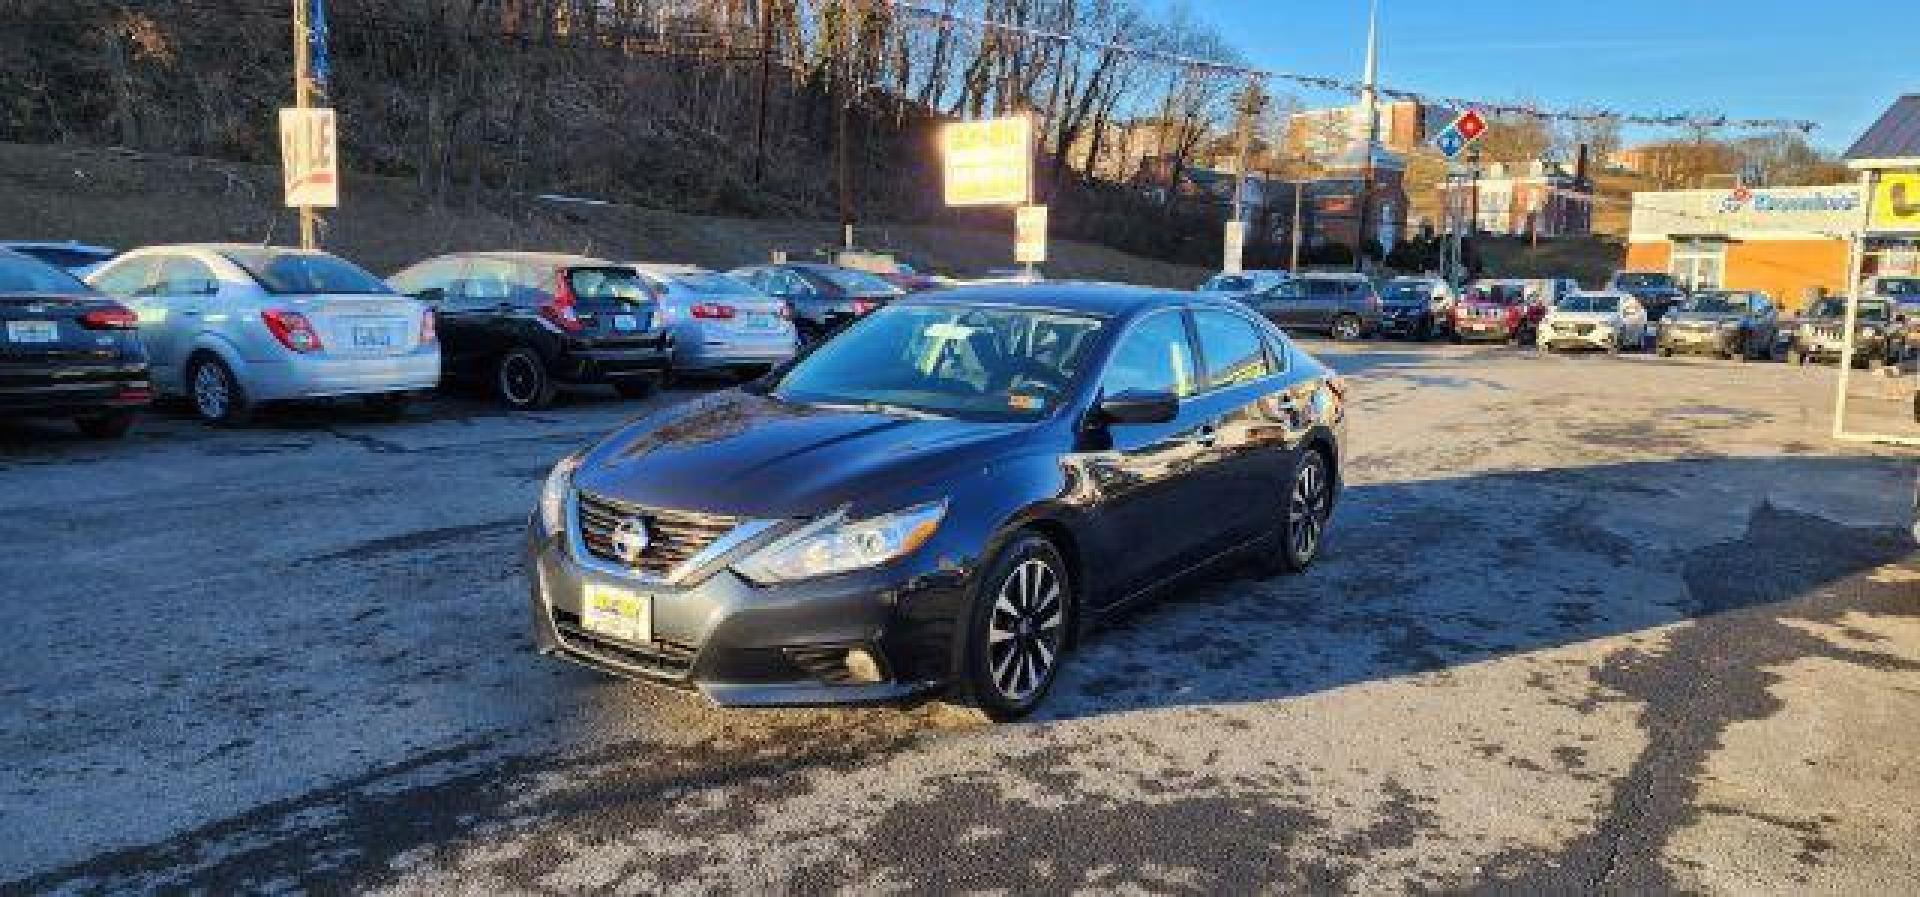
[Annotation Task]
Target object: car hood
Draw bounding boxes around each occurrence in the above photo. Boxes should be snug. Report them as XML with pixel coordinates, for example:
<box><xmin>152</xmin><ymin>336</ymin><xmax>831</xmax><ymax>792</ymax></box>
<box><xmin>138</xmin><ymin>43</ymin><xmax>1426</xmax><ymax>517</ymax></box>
<box><xmin>1664</xmin><ymin>310</ymin><xmax>1743</xmax><ymax>324</ymax></box>
<box><xmin>572</xmin><ymin>390</ymin><xmax>1029</xmax><ymax>519</ymax></box>
<box><xmin>1549</xmin><ymin>310</ymin><xmax>1622</xmax><ymax>324</ymax></box>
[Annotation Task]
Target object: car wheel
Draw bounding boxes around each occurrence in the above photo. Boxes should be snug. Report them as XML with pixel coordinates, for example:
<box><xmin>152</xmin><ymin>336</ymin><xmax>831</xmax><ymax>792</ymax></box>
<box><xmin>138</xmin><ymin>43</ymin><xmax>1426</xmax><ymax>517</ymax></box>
<box><xmin>75</xmin><ymin>409</ymin><xmax>138</xmax><ymax>439</ymax></box>
<box><xmin>361</xmin><ymin>392</ymin><xmax>411</xmax><ymax>422</ymax></box>
<box><xmin>957</xmin><ymin>533</ymin><xmax>1074</xmax><ymax>722</ymax></box>
<box><xmin>496</xmin><ymin>347</ymin><xmax>557</xmax><ymax>410</ymax></box>
<box><xmin>1331</xmin><ymin>314</ymin><xmax>1362</xmax><ymax>341</ymax></box>
<box><xmin>1787</xmin><ymin>347</ymin><xmax>1804</xmax><ymax>366</ymax></box>
<box><xmin>613</xmin><ymin>378</ymin><xmax>659</xmax><ymax>400</ymax></box>
<box><xmin>1267</xmin><ymin>448</ymin><xmax>1333</xmax><ymax>574</ymax></box>
<box><xmin>188</xmin><ymin>355</ymin><xmax>254</xmax><ymax>427</ymax></box>
<box><xmin>1657</xmin><ymin>346</ymin><xmax>1673</xmax><ymax>358</ymax></box>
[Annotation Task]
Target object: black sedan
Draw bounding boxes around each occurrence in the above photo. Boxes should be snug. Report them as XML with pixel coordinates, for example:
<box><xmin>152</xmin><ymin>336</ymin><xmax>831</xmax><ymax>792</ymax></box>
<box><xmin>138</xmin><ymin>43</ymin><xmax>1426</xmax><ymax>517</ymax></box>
<box><xmin>526</xmin><ymin>284</ymin><xmax>1347</xmax><ymax>719</ymax></box>
<box><xmin>0</xmin><ymin>249</ymin><xmax>150</xmax><ymax>437</ymax></box>
<box><xmin>729</xmin><ymin>262</ymin><xmax>904</xmax><ymax>343</ymax></box>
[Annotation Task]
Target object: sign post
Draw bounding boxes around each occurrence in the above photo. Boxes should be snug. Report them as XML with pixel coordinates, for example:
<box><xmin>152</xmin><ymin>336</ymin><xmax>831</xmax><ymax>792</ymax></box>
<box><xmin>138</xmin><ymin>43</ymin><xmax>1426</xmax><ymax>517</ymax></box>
<box><xmin>1016</xmin><ymin>205</ymin><xmax>1048</xmax><ymax>278</ymax></box>
<box><xmin>1434</xmin><ymin>109</ymin><xmax>1489</xmax><ymax>287</ymax></box>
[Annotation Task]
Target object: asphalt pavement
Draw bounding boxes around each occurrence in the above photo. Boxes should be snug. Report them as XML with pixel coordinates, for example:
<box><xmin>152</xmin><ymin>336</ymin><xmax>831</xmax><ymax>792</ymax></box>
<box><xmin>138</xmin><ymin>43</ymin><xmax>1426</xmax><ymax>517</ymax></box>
<box><xmin>3</xmin><ymin>343</ymin><xmax>1916</xmax><ymax>894</ymax></box>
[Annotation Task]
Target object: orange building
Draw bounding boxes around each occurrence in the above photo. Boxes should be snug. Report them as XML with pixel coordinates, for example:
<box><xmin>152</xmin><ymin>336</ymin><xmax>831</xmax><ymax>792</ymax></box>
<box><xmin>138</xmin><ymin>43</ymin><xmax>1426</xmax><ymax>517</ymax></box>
<box><xmin>1625</xmin><ymin>185</ymin><xmax>1862</xmax><ymax>312</ymax></box>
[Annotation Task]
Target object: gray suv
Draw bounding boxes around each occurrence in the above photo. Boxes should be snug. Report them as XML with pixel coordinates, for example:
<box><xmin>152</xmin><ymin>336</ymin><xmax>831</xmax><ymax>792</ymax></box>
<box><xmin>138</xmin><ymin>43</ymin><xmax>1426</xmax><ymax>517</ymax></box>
<box><xmin>1656</xmin><ymin>290</ymin><xmax>1780</xmax><ymax>361</ymax></box>
<box><xmin>1243</xmin><ymin>273</ymin><xmax>1383</xmax><ymax>340</ymax></box>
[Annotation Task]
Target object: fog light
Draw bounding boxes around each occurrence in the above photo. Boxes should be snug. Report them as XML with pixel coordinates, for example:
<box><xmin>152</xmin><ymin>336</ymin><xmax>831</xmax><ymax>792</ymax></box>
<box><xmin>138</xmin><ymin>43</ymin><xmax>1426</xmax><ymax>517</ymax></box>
<box><xmin>844</xmin><ymin>648</ymin><xmax>883</xmax><ymax>684</ymax></box>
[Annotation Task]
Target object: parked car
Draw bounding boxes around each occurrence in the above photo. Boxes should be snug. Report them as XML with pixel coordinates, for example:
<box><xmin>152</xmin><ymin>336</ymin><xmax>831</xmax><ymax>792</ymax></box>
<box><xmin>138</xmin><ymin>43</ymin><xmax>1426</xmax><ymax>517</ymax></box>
<box><xmin>876</xmin><ymin>262</ymin><xmax>942</xmax><ymax>293</ymax></box>
<box><xmin>1785</xmin><ymin>296</ymin><xmax>1903</xmax><ymax>368</ymax></box>
<box><xmin>1377</xmin><ymin>276</ymin><xmax>1455</xmax><ymax>340</ymax></box>
<box><xmin>1452</xmin><ymin>282</ymin><xmax>1541</xmax><ymax>345</ymax></box>
<box><xmin>1538</xmin><ymin>292</ymin><xmax>1648</xmax><ymax>354</ymax></box>
<box><xmin>1606</xmin><ymin>271</ymin><xmax>1687</xmax><ymax>322</ymax></box>
<box><xmin>0</xmin><ymin>249</ymin><xmax>150</xmax><ymax>437</ymax></box>
<box><xmin>387</xmin><ymin>252</ymin><xmax>670</xmax><ymax>409</ymax></box>
<box><xmin>628</xmin><ymin>263</ymin><xmax>798</xmax><ymax>379</ymax></box>
<box><xmin>1</xmin><ymin>241</ymin><xmax>119</xmax><ymax>278</ymax></box>
<box><xmin>1655</xmin><ymin>290</ymin><xmax>1780</xmax><ymax>361</ymax></box>
<box><xmin>1242</xmin><ymin>272</ymin><xmax>1382</xmax><ymax>340</ymax></box>
<box><xmin>89</xmin><ymin>245</ymin><xmax>437</xmax><ymax>425</ymax></box>
<box><xmin>1198</xmin><ymin>270</ymin><xmax>1291</xmax><ymax>302</ymax></box>
<box><xmin>1866</xmin><ymin>275</ymin><xmax>1920</xmax><ymax>357</ymax></box>
<box><xmin>729</xmin><ymin>263</ymin><xmax>905</xmax><ymax>343</ymax></box>
<box><xmin>526</xmin><ymin>284</ymin><xmax>1347</xmax><ymax>719</ymax></box>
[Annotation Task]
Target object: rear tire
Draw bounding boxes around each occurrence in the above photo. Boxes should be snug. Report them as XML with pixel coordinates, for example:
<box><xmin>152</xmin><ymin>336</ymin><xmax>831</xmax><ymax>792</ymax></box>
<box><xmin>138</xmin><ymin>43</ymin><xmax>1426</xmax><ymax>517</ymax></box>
<box><xmin>1331</xmin><ymin>314</ymin><xmax>1363</xmax><ymax>341</ymax></box>
<box><xmin>188</xmin><ymin>355</ymin><xmax>254</xmax><ymax>427</ymax></box>
<box><xmin>75</xmin><ymin>409</ymin><xmax>138</xmax><ymax>439</ymax></box>
<box><xmin>496</xmin><ymin>347</ymin><xmax>557</xmax><ymax>410</ymax></box>
<box><xmin>953</xmin><ymin>533</ymin><xmax>1073</xmax><ymax>722</ymax></box>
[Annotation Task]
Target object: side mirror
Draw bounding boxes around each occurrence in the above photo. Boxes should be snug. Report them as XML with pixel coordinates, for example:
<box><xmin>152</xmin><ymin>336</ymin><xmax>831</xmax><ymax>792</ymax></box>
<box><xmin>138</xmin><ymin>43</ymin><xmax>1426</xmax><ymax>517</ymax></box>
<box><xmin>414</xmin><ymin>287</ymin><xmax>445</xmax><ymax>304</ymax></box>
<box><xmin>1096</xmin><ymin>390</ymin><xmax>1179</xmax><ymax>426</ymax></box>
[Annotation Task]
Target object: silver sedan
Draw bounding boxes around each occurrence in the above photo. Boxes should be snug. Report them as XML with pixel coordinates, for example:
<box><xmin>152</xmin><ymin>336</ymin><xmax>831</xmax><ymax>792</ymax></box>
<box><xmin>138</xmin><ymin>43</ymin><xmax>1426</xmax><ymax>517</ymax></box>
<box><xmin>628</xmin><ymin>264</ymin><xmax>798</xmax><ymax>377</ymax></box>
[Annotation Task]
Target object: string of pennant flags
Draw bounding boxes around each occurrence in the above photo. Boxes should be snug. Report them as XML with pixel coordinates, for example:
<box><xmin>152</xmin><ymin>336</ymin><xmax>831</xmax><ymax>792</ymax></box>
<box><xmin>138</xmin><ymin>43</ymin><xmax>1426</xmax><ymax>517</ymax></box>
<box><xmin>883</xmin><ymin>0</ymin><xmax>1819</xmax><ymax>133</ymax></box>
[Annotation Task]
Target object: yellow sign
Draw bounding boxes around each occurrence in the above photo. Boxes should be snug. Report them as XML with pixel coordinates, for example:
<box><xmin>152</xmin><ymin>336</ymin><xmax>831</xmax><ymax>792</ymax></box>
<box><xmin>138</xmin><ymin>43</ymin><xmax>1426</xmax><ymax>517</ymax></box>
<box><xmin>1015</xmin><ymin>205</ymin><xmax>1048</xmax><ymax>263</ymax></box>
<box><xmin>942</xmin><ymin>116</ymin><xmax>1033</xmax><ymax>207</ymax></box>
<box><xmin>1869</xmin><ymin>171</ymin><xmax>1920</xmax><ymax>232</ymax></box>
<box><xmin>279</xmin><ymin>108</ymin><xmax>339</xmax><ymax>208</ymax></box>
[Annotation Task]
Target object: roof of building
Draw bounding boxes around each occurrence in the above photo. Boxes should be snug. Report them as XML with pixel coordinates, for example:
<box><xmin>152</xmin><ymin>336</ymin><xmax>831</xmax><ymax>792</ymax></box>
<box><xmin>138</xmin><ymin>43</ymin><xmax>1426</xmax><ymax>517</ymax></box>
<box><xmin>1845</xmin><ymin>94</ymin><xmax>1920</xmax><ymax>163</ymax></box>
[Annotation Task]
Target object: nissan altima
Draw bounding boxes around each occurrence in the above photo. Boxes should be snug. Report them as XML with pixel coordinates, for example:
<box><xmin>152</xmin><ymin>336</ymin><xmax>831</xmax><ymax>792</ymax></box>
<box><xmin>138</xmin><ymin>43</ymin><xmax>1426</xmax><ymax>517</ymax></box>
<box><xmin>526</xmin><ymin>284</ymin><xmax>1347</xmax><ymax>719</ymax></box>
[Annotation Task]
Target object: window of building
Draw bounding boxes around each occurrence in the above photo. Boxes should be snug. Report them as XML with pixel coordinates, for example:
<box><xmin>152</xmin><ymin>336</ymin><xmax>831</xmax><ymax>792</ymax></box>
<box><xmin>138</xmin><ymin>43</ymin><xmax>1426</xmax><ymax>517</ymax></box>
<box><xmin>1671</xmin><ymin>239</ymin><xmax>1726</xmax><ymax>291</ymax></box>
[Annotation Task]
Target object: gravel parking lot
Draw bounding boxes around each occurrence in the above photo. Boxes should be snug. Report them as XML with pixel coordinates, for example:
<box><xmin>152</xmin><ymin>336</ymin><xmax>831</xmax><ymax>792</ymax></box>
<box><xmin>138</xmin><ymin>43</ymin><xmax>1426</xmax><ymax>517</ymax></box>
<box><xmin>5</xmin><ymin>341</ymin><xmax>1916</xmax><ymax>894</ymax></box>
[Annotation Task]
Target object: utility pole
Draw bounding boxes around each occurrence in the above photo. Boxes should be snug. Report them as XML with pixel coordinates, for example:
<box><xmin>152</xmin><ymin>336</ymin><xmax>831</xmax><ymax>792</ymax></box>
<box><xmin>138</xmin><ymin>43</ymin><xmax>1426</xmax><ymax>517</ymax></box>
<box><xmin>291</xmin><ymin>0</ymin><xmax>317</xmax><ymax>250</ymax></box>
<box><xmin>1351</xmin><ymin>0</ymin><xmax>1380</xmax><ymax>274</ymax></box>
<box><xmin>834</xmin><ymin>0</ymin><xmax>856</xmax><ymax>252</ymax></box>
<box><xmin>753</xmin><ymin>0</ymin><xmax>773</xmax><ymax>184</ymax></box>
<box><xmin>1290</xmin><ymin>178</ymin><xmax>1305</xmax><ymax>271</ymax></box>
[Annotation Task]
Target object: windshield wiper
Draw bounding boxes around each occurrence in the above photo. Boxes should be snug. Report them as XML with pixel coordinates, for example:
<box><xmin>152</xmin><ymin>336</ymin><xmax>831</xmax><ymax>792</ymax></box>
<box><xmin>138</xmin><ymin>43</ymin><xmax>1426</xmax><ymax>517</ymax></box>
<box><xmin>812</xmin><ymin>401</ymin><xmax>953</xmax><ymax>420</ymax></box>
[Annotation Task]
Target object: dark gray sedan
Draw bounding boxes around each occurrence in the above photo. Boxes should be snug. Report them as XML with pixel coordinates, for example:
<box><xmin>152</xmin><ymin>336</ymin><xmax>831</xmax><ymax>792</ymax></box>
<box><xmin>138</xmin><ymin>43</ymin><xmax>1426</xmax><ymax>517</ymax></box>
<box><xmin>1656</xmin><ymin>291</ymin><xmax>1780</xmax><ymax>361</ymax></box>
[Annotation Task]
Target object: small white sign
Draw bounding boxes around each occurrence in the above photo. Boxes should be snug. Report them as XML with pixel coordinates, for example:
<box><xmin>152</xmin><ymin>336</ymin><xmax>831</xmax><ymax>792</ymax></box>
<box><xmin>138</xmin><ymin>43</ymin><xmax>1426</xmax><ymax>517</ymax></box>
<box><xmin>1223</xmin><ymin>221</ymin><xmax>1247</xmax><ymax>275</ymax></box>
<box><xmin>1016</xmin><ymin>205</ymin><xmax>1049</xmax><ymax>264</ymax></box>
<box><xmin>280</xmin><ymin>107</ymin><xmax>339</xmax><ymax>208</ymax></box>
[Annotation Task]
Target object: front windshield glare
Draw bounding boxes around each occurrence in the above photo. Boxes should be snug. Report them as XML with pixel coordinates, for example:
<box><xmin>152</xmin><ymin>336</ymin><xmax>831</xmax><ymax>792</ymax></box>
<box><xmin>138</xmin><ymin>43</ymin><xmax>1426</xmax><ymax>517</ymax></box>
<box><xmin>1557</xmin><ymin>296</ymin><xmax>1619</xmax><ymax>313</ymax></box>
<box><xmin>772</xmin><ymin>304</ymin><xmax>1105</xmax><ymax>422</ymax></box>
<box><xmin>1682</xmin><ymin>295</ymin><xmax>1741</xmax><ymax>314</ymax></box>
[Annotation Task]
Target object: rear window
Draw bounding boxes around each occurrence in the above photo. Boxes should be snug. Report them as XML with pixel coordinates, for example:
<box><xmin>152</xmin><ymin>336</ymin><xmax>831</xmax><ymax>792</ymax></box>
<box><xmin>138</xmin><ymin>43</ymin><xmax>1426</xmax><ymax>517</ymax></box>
<box><xmin>1202</xmin><ymin>274</ymin><xmax>1256</xmax><ymax>292</ymax></box>
<box><xmin>566</xmin><ymin>268</ymin><xmax>651</xmax><ymax>301</ymax></box>
<box><xmin>0</xmin><ymin>253</ymin><xmax>91</xmax><ymax>293</ymax></box>
<box><xmin>1384</xmin><ymin>281</ymin><xmax>1433</xmax><ymax>302</ymax></box>
<box><xmin>816</xmin><ymin>268</ymin><xmax>900</xmax><ymax>295</ymax></box>
<box><xmin>10</xmin><ymin>246</ymin><xmax>115</xmax><ymax>270</ymax></box>
<box><xmin>224</xmin><ymin>249</ymin><xmax>392</xmax><ymax>295</ymax></box>
<box><xmin>667</xmin><ymin>272</ymin><xmax>758</xmax><ymax>296</ymax></box>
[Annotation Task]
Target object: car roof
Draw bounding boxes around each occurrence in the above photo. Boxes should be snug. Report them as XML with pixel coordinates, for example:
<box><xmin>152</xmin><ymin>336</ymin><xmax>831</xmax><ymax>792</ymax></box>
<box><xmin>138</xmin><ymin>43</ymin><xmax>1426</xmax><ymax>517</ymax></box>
<box><xmin>899</xmin><ymin>282</ymin><xmax>1231</xmax><ymax>318</ymax></box>
<box><xmin>629</xmin><ymin>262</ymin><xmax>710</xmax><ymax>276</ymax></box>
<box><xmin>422</xmin><ymin>251</ymin><xmax>617</xmax><ymax>268</ymax></box>
<box><xmin>0</xmin><ymin>240</ymin><xmax>116</xmax><ymax>254</ymax></box>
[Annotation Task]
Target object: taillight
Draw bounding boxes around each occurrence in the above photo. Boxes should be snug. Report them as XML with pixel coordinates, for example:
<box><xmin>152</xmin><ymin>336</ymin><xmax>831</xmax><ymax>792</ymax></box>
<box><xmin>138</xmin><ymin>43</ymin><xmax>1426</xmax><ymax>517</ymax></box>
<box><xmin>851</xmin><ymin>299</ymin><xmax>881</xmax><ymax>316</ymax></box>
<box><xmin>690</xmin><ymin>303</ymin><xmax>736</xmax><ymax>320</ymax></box>
<box><xmin>261</xmin><ymin>309</ymin><xmax>324</xmax><ymax>353</ymax></box>
<box><xmin>775</xmin><ymin>302</ymin><xmax>793</xmax><ymax>320</ymax></box>
<box><xmin>542</xmin><ymin>273</ymin><xmax>585</xmax><ymax>333</ymax></box>
<box><xmin>81</xmin><ymin>304</ymin><xmax>139</xmax><ymax>330</ymax></box>
<box><xmin>419</xmin><ymin>308</ymin><xmax>438</xmax><ymax>345</ymax></box>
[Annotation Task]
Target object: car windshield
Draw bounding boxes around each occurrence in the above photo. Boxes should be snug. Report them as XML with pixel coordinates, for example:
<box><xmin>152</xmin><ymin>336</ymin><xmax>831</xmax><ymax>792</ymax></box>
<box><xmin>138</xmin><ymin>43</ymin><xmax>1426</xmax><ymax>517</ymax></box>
<box><xmin>0</xmin><ymin>254</ymin><xmax>91</xmax><ymax>293</ymax></box>
<box><xmin>816</xmin><ymin>268</ymin><xmax>901</xmax><ymax>295</ymax></box>
<box><xmin>1809</xmin><ymin>299</ymin><xmax>1888</xmax><ymax>321</ymax></box>
<box><xmin>1615</xmin><ymin>273</ymin><xmax>1676</xmax><ymax>289</ymax></box>
<box><xmin>666</xmin><ymin>272</ymin><xmax>758</xmax><ymax>296</ymax></box>
<box><xmin>771</xmin><ymin>303</ymin><xmax>1105</xmax><ymax>422</ymax></box>
<box><xmin>223</xmin><ymin>249</ymin><xmax>392</xmax><ymax>295</ymax></box>
<box><xmin>1467</xmin><ymin>285</ymin><xmax>1523</xmax><ymax>305</ymax></box>
<box><xmin>1384</xmin><ymin>281</ymin><xmax>1433</xmax><ymax>302</ymax></box>
<box><xmin>1557</xmin><ymin>295</ymin><xmax>1620</xmax><ymax>313</ymax></box>
<box><xmin>1202</xmin><ymin>274</ymin><xmax>1255</xmax><ymax>292</ymax></box>
<box><xmin>1681</xmin><ymin>295</ymin><xmax>1743</xmax><ymax>313</ymax></box>
<box><xmin>1877</xmin><ymin>277</ymin><xmax>1920</xmax><ymax>297</ymax></box>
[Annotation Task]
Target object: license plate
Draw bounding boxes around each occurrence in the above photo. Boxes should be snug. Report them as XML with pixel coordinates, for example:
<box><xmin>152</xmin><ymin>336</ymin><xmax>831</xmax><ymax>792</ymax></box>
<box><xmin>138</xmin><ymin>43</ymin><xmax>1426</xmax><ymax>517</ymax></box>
<box><xmin>612</xmin><ymin>314</ymin><xmax>639</xmax><ymax>332</ymax></box>
<box><xmin>582</xmin><ymin>584</ymin><xmax>652</xmax><ymax>643</ymax></box>
<box><xmin>5</xmin><ymin>320</ymin><xmax>59</xmax><ymax>344</ymax></box>
<box><xmin>351</xmin><ymin>324</ymin><xmax>396</xmax><ymax>349</ymax></box>
<box><xmin>743</xmin><ymin>314</ymin><xmax>777</xmax><ymax>330</ymax></box>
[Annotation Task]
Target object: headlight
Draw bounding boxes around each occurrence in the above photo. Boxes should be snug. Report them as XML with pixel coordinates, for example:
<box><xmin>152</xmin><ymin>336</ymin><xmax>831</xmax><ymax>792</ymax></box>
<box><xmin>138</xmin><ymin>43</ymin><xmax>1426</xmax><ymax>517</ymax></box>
<box><xmin>734</xmin><ymin>500</ymin><xmax>947</xmax><ymax>584</ymax></box>
<box><xmin>540</xmin><ymin>453</ymin><xmax>583</xmax><ymax>533</ymax></box>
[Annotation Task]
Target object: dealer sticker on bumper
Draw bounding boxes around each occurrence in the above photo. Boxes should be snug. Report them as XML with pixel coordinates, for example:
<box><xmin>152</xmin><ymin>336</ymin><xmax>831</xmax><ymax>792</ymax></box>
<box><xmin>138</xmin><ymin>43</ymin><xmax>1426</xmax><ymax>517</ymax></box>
<box><xmin>582</xmin><ymin>584</ymin><xmax>652</xmax><ymax>643</ymax></box>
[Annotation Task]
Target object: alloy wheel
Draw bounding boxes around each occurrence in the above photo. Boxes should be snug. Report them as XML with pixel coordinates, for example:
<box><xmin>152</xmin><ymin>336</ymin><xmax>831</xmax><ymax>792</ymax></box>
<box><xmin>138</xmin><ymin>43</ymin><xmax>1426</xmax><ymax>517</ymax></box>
<box><xmin>1288</xmin><ymin>453</ymin><xmax>1331</xmax><ymax>561</ymax></box>
<box><xmin>194</xmin><ymin>363</ymin><xmax>230</xmax><ymax>420</ymax></box>
<box><xmin>501</xmin><ymin>355</ymin><xmax>540</xmax><ymax>406</ymax></box>
<box><xmin>1333</xmin><ymin>316</ymin><xmax>1361</xmax><ymax>340</ymax></box>
<box><xmin>986</xmin><ymin>557</ymin><xmax>1067</xmax><ymax>702</ymax></box>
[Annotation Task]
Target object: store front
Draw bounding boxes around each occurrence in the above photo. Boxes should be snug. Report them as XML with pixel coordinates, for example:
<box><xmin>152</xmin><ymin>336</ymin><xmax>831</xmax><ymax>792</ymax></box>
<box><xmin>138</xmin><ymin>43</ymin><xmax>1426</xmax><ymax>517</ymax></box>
<box><xmin>1626</xmin><ymin>185</ymin><xmax>1862</xmax><ymax>311</ymax></box>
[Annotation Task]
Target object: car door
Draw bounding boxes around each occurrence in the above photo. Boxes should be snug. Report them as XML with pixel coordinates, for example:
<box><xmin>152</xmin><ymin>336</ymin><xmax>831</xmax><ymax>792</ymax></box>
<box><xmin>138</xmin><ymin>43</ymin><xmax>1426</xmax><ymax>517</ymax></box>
<box><xmin>1188</xmin><ymin>307</ymin><xmax>1288</xmax><ymax>546</ymax></box>
<box><xmin>1246</xmin><ymin>280</ymin><xmax>1302</xmax><ymax>327</ymax></box>
<box><xmin>1298</xmin><ymin>279</ymin><xmax>1339</xmax><ymax>331</ymax></box>
<box><xmin>1074</xmin><ymin>309</ymin><xmax>1218</xmax><ymax>602</ymax></box>
<box><xmin>1750</xmin><ymin>294</ymin><xmax>1777</xmax><ymax>347</ymax></box>
<box><xmin>137</xmin><ymin>255</ymin><xmax>221</xmax><ymax>376</ymax></box>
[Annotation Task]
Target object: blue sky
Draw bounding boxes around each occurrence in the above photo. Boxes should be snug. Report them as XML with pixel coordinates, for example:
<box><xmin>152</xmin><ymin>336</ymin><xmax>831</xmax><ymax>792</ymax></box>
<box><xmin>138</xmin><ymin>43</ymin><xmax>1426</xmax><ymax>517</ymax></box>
<box><xmin>1180</xmin><ymin>0</ymin><xmax>1917</xmax><ymax>151</ymax></box>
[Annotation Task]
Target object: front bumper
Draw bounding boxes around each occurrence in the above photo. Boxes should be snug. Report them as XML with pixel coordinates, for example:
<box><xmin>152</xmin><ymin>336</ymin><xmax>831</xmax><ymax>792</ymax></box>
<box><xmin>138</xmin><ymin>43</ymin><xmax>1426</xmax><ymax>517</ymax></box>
<box><xmin>1659</xmin><ymin>327</ymin><xmax>1740</xmax><ymax>355</ymax></box>
<box><xmin>1542</xmin><ymin>327</ymin><xmax>1619</xmax><ymax>350</ymax></box>
<box><xmin>525</xmin><ymin>505</ymin><xmax>959</xmax><ymax>708</ymax></box>
<box><xmin>1454</xmin><ymin>319</ymin><xmax>1518</xmax><ymax>340</ymax></box>
<box><xmin>248</xmin><ymin>349</ymin><xmax>441</xmax><ymax>402</ymax></box>
<box><xmin>1377</xmin><ymin>311</ymin><xmax>1431</xmax><ymax>336</ymax></box>
<box><xmin>1793</xmin><ymin>336</ymin><xmax>1888</xmax><ymax>362</ymax></box>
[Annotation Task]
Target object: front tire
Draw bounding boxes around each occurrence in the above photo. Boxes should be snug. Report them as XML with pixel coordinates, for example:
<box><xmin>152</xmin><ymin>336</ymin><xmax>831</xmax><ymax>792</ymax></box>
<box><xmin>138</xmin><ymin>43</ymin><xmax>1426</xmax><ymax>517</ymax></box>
<box><xmin>188</xmin><ymin>355</ymin><xmax>254</xmax><ymax>427</ymax></box>
<box><xmin>1331</xmin><ymin>314</ymin><xmax>1363</xmax><ymax>341</ymax></box>
<box><xmin>496</xmin><ymin>347</ymin><xmax>558</xmax><ymax>410</ymax></box>
<box><xmin>956</xmin><ymin>534</ymin><xmax>1073</xmax><ymax>721</ymax></box>
<box><xmin>1267</xmin><ymin>448</ymin><xmax>1333</xmax><ymax>574</ymax></box>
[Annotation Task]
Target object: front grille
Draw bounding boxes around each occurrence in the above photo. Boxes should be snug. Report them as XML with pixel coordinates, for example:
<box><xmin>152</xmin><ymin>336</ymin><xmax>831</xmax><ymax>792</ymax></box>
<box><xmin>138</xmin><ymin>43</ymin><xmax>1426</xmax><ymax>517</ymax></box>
<box><xmin>1812</xmin><ymin>326</ymin><xmax>1842</xmax><ymax>342</ymax></box>
<box><xmin>1554</xmin><ymin>322</ymin><xmax>1594</xmax><ymax>335</ymax></box>
<box><xmin>576</xmin><ymin>491</ymin><xmax>742</xmax><ymax>577</ymax></box>
<box><xmin>552</xmin><ymin>608</ymin><xmax>697</xmax><ymax>677</ymax></box>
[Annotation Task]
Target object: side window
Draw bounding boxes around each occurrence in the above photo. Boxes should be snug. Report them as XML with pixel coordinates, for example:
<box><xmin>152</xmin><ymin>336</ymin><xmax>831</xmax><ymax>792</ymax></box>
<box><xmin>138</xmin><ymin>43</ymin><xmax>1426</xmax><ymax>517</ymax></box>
<box><xmin>149</xmin><ymin>257</ymin><xmax>219</xmax><ymax>296</ymax></box>
<box><xmin>90</xmin><ymin>257</ymin><xmax>155</xmax><ymax>297</ymax></box>
<box><xmin>1100</xmin><ymin>312</ymin><xmax>1197</xmax><ymax>399</ymax></box>
<box><xmin>1193</xmin><ymin>309</ymin><xmax>1273</xmax><ymax>390</ymax></box>
<box><xmin>454</xmin><ymin>259</ymin><xmax>519</xmax><ymax>305</ymax></box>
<box><xmin>389</xmin><ymin>259</ymin><xmax>463</xmax><ymax>297</ymax></box>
